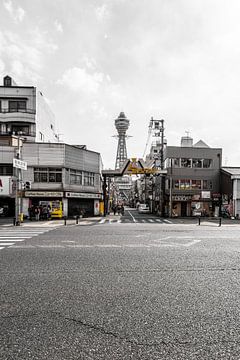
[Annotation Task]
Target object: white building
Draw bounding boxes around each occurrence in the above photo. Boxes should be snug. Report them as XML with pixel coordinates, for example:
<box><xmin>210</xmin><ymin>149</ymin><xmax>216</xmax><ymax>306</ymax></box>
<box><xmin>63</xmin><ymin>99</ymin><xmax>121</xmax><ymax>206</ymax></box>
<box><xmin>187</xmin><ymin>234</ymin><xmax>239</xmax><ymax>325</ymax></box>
<box><xmin>0</xmin><ymin>75</ymin><xmax>59</xmax><ymax>143</ymax></box>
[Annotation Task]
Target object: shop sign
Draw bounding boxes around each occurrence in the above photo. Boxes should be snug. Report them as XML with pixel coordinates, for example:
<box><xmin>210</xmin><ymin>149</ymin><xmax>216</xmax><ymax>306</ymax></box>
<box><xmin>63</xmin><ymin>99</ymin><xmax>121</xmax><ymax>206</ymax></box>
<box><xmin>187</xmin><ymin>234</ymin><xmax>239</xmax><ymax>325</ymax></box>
<box><xmin>212</xmin><ymin>193</ymin><xmax>221</xmax><ymax>201</ymax></box>
<box><xmin>0</xmin><ymin>176</ymin><xmax>11</xmax><ymax>196</ymax></box>
<box><xmin>201</xmin><ymin>191</ymin><xmax>211</xmax><ymax>199</ymax></box>
<box><xmin>65</xmin><ymin>192</ymin><xmax>102</xmax><ymax>199</ymax></box>
<box><xmin>25</xmin><ymin>191</ymin><xmax>64</xmax><ymax>197</ymax></box>
<box><xmin>172</xmin><ymin>195</ymin><xmax>192</xmax><ymax>201</ymax></box>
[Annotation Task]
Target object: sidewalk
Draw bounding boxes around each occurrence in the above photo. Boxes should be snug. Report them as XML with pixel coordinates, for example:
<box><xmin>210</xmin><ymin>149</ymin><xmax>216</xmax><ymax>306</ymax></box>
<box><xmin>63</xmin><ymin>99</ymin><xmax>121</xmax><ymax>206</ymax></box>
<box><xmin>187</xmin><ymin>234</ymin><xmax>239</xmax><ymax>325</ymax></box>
<box><xmin>16</xmin><ymin>214</ymin><xmax>121</xmax><ymax>227</ymax></box>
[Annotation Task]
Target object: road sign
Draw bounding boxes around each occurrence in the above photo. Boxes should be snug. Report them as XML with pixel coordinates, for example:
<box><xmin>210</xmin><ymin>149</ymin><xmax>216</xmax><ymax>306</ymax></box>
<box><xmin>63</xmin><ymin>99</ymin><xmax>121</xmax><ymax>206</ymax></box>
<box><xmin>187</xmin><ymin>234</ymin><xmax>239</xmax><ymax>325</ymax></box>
<box><xmin>13</xmin><ymin>158</ymin><xmax>27</xmax><ymax>171</ymax></box>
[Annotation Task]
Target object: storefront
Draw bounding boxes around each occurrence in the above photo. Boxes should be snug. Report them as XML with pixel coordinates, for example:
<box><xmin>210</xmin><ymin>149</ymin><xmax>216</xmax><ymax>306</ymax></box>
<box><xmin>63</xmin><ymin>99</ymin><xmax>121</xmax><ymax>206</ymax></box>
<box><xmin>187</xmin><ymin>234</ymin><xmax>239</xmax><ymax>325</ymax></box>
<box><xmin>65</xmin><ymin>192</ymin><xmax>101</xmax><ymax>217</ymax></box>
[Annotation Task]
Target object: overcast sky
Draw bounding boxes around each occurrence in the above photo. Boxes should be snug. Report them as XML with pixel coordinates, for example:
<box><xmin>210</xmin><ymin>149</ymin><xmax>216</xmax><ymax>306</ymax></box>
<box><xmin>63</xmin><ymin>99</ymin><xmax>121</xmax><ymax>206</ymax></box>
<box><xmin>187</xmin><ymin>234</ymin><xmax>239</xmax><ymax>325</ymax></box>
<box><xmin>0</xmin><ymin>0</ymin><xmax>240</xmax><ymax>168</ymax></box>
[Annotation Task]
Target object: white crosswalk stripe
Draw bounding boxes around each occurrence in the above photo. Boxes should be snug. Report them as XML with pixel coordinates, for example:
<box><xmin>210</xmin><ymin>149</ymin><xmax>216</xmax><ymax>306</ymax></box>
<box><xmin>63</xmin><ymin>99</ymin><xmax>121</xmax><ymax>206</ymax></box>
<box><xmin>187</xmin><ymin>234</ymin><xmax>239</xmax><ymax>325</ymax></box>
<box><xmin>0</xmin><ymin>226</ymin><xmax>57</xmax><ymax>251</ymax></box>
<box><xmin>95</xmin><ymin>218</ymin><xmax>173</xmax><ymax>225</ymax></box>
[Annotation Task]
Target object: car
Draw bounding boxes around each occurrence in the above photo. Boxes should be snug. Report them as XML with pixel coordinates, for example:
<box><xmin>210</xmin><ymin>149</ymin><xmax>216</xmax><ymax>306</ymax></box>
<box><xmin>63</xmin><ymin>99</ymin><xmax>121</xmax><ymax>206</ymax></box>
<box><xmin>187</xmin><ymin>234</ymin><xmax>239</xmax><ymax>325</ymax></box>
<box><xmin>138</xmin><ymin>204</ymin><xmax>150</xmax><ymax>214</ymax></box>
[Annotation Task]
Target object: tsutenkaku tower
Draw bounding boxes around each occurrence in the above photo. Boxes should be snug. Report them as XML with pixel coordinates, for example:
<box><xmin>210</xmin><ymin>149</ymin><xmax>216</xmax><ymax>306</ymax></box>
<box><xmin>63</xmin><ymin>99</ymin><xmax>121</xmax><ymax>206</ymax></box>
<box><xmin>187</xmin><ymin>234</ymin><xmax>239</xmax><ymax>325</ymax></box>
<box><xmin>114</xmin><ymin>112</ymin><xmax>130</xmax><ymax>169</ymax></box>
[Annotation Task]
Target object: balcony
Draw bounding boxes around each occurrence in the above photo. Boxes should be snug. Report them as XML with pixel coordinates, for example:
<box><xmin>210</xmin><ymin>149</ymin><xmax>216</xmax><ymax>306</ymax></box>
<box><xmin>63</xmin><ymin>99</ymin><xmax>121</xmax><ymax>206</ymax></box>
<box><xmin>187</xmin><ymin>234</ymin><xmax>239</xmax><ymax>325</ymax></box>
<box><xmin>0</xmin><ymin>108</ymin><xmax>36</xmax><ymax>115</ymax></box>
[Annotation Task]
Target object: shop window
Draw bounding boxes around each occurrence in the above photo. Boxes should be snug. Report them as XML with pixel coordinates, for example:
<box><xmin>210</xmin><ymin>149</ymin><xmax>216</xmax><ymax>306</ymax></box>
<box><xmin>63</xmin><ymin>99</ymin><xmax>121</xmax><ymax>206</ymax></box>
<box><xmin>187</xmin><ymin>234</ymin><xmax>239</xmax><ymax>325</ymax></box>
<box><xmin>181</xmin><ymin>158</ymin><xmax>191</xmax><ymax>168</ymax></box>
<box><xmin>203</xmin><ymin>180</ymin><xmax>213</xmax><ymax>189</ymax></box>
<box><xmin>174</xmin><ymin>180</ymin><xmax>180</xmax><ymax>189</ymax></box>
<box><xmin>192</xmin><ymin>159</ymin><xmax>202</xmax><ymax>168</ymax></box>
<box><xmin>191</xmin><ymin>180</ymin><xmax>202</xmax><ymax>189</ymax></box>
<box><xmin>180</xmin><ymin>179</ymin><xmax>190</xmax><ymax>189</ymax></box>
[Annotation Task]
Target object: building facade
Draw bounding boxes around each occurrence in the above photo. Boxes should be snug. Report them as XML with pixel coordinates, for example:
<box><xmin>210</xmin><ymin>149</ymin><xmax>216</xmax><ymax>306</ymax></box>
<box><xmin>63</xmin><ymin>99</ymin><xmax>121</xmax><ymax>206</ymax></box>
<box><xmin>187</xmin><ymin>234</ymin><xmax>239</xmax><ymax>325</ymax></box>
<box><xmin>0</xmin><ymin>75</ymin><xmax>59</xmax><ymax>143</ymax></box>
<box><xmin>220</xmin><ymin>167</ymin><xmax>240</xmax><ymax>218</ymax></box>
<box><xmin>164</xmin><ymin>136</ymin><xmax>222</xmax><ymax>217</ymax></box>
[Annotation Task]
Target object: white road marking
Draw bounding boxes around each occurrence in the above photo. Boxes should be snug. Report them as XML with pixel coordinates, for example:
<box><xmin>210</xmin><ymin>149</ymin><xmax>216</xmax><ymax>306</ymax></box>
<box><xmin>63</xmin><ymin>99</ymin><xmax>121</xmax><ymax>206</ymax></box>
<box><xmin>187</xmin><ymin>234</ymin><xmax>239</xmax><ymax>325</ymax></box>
<box><xmin>127</xmin><ymin>210</ymin><xmax>136</xmax><ymax>223</ymax></box>
<box><xmin>0</xmin><ymin>236</ymin><xmax>32</xmax><ymax>239</ymax></box>
<box><xmin>99</xmin><ymin>219</ymin><xmax>106</xmax><ymax>224</ymax></box>
<box><xmin>0</xmin><ymin>242</ymin><xmax>14</xmax><ymax>246</ymax></box>
<box><xmin>163</xmin><ymin>219</ymin><xmax>172</xmax><ymax>224</ymax></box>
<box><xmin>148</xmin><ymin>219</ymin><xmax>154</xmax><ymax>223</ymax></box>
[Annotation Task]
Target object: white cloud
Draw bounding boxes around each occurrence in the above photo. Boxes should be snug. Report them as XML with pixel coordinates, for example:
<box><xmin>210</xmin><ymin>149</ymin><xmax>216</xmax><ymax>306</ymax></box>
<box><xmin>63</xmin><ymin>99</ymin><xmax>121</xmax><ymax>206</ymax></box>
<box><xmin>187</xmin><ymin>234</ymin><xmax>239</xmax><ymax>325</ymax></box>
<box><xmin>95</xmin><ymin>4</ymin><xmax>110</xmax><ymax>22</ymax></box>
<box><xmin>3</xmin><ymin>0</ymin><xmax>25</xmax><ymax>23</ymax></box>
<box><xmin>57</xmin><ymin>67</ymin><xmax>104</xmax><ymax>94</ymax></box>
<box><xmin>54</xmin><ymin>20</ymin><xmax>63</xmax><ymax>33</ymax></box>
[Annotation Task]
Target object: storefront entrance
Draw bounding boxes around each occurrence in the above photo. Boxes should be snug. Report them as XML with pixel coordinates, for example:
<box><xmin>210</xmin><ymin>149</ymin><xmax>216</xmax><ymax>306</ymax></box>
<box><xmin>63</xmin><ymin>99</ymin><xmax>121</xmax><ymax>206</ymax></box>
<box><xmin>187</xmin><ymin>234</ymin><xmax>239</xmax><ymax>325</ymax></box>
<box><xmin>181</xmin><ymin>202</ymin><xmax>187</xmax><ymax>217</ymax></box>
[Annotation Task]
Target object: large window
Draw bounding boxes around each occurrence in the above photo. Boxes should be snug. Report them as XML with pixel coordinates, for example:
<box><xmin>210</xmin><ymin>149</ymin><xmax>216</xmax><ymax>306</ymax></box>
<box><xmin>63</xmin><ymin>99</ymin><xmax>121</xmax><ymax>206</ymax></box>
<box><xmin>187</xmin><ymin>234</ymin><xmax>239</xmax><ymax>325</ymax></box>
<box><xmin>70</xmin><ymin>169</ymin><xmax>82</xmax><ymax>185</ymax></box>
<box><xmin>0</xmin><ymin>165</ymin><xmax>13</xmax><ymax>175</ymax></box>
<box><xmin>181</xmin><ymin>158</ymin><xmax>191</xmax><ymax>168</ymax></box>
<box><xmin>12</xmin><ymin>125</ymin><xmax>30</xmax><ymax>135</ymax></box>
<box><xmin>203</xmin><ymin>159</ymin><xmax>212</xmax><ymax>168</ymax></box>
<box><xmin>34</xmin><ymin>168</ymin><xmax>62</xmax><ymax>183</ymax></box>
<box><xmin>9</xmin><ymin>100</ymin><xmax>27</xmax><ymax>112</ymax></box>
<box><xmin>83</xmin><ymin>171</ymin><xmax>95</xmax><ymax>186</ymax></box>
<box><xmin>192</xmin><ymin>159</ymin><xmax>202</xmax><ymax>168</ymax></box>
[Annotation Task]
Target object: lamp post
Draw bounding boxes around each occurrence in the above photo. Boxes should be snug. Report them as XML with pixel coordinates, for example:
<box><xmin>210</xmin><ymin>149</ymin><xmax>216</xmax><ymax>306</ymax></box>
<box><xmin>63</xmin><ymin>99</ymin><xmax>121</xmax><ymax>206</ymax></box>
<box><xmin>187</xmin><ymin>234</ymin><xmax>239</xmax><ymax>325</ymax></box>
<box><xmin>14</xmin><ymin>132</ymin><xmax>23</xmax><ymax>225</ymax></box>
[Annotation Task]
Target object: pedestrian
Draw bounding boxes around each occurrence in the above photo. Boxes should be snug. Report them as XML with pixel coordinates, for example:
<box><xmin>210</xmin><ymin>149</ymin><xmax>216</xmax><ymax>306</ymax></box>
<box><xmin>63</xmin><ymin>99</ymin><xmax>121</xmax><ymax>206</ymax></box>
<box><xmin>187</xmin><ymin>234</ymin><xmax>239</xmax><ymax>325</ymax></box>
<box><xmin>35</xmin><ymin>206</ymin><xmax>40</xmax><ymax>221</ymax></box>
<box><xmin>120</xmin><ymin>204</ymin><xmax>124</xmax><ymax>215</ymax></box>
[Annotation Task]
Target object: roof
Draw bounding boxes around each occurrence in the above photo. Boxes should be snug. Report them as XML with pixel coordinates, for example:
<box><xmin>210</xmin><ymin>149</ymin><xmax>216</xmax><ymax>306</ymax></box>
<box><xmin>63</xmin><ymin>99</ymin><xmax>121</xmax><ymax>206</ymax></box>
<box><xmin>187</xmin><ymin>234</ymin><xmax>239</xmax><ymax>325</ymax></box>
<box><xmin>221</xmin><ymin>167</ymin><xmax>240</xmax><ymax>176</ymax></box>
<box><xmin>193</xmin><ymin>140</ymin><xmax>209</xmax><ymax>148</ymax></box>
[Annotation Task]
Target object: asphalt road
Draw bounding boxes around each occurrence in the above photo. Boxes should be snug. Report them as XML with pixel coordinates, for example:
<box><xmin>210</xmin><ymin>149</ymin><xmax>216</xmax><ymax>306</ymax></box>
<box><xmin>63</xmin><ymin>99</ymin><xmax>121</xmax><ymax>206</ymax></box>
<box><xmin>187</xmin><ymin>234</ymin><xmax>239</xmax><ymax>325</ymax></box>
<box><xmin>1</xmin><ymin>215</ymin><xmax>240</xmax><ymax>359</ymax></box>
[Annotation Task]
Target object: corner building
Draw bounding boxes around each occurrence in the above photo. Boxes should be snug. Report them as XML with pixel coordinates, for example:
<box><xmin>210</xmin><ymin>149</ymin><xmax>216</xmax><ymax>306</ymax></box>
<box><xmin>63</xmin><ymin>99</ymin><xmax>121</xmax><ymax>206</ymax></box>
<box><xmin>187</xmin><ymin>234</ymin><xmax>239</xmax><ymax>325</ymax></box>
<box><xmin>164</xmin><ymin>136</ymin><xmax>222</xmax><ymax>217</ymax></box>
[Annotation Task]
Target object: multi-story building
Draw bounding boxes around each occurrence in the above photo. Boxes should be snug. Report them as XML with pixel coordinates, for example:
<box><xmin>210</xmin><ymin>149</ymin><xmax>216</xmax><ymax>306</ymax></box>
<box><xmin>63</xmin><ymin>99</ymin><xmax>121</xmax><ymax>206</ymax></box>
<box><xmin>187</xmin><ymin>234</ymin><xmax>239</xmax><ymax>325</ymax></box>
<box><xmin>220</xmin><ymin>167</ymin><xmax>240</xmax><ymax>218</ymax></box>
<box><xmin>0</xmin><ymin>75</ymin><xmax>59</xmax><ymax>143</ymax></box>
<box><xmin>163</xmin><ymin>136</ymin><xmax>222</xmax><ymax>217</ymax></box>
<box><xmin>0</xmin><ymin>76</ymin><xmax>103</xmax><ymax>218</ymax></box>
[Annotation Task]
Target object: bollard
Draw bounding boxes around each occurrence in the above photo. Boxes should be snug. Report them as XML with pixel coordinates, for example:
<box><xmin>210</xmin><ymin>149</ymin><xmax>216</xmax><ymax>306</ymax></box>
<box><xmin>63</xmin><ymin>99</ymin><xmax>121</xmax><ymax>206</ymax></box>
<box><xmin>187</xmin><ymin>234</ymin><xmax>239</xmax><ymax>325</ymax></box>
<box><xmin>219</xmin><ymin>217</ymin><xmax>222</xmax><ymax>227</ymax></box>
<box><xmin>198</xmin><ymin>217</ymin><xmax>201</xmax><ymax>226</ymax></box>
<box><xmin>13</xmin><ymin>217</ymin><xmax>16</xmax><ymax>226</ymax></box>
<box><xmin>64</xmin><ymin>216</ymin><xmax>67</xmax><ymax>226</ymax></box>
<box><xmin>76</xmin><ymin>215</ymin><xmax>79</xmax><ymax>225</ymax></box>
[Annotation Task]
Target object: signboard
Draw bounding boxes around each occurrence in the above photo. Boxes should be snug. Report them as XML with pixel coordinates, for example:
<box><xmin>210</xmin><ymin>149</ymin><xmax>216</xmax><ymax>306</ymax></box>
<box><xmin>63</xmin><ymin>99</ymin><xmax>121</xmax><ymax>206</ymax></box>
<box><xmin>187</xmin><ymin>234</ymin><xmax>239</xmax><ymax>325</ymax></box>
<box><xmin>13</xmin><ymin>158</ymin><xmax>27</xmax><ymax>171</ymax></box>
<box><xmin>172</xmin><ymin>195</ymin><xmax>192</xmax><ymax>201</ymax></box>
<box><xmin>201</xmin><ymin>191</ymin><xmax>211</xmax><ymax>199</ymax></box>
<box><xmin>0</xmin><ymin>176</ymin><xmax>11</xmax><ymax>196</ymax></box>
<box><xmin>65</xmin><ymin>192</ymin><xmax>102</xmax><ymax>199</ymax></box>
<box><xmin>25</xmin><ymin>191</ymin><xmax>63</xmax><ymax>197</ymax></box>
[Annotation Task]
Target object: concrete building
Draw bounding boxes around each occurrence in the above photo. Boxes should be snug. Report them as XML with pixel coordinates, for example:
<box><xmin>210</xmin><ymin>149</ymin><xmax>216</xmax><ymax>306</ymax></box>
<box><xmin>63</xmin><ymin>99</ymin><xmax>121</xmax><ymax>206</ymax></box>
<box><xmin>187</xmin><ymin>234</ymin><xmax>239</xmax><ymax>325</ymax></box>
<box><xmin>0</xmin><ymin>76</ymin><xmax>103</xmax><ymax>218</ymax></box>
<box><xmin>164</xmin><ymin>136</ymin><xmax>222</xmax><ymax>217</ymax></box>
<box><xmin>0</xmin><ymin>141</ymin><xmax>102</xmax><ymax>217</ymax></box>
<box><xmin>0</xmin><ymin>75</ymin><xmax>59</xmax><ymax>143</ymax></box>
<box><xmin>220</xmin><ymin>167</ymin><xmax>240</xmax><ymax>218</ymax></box>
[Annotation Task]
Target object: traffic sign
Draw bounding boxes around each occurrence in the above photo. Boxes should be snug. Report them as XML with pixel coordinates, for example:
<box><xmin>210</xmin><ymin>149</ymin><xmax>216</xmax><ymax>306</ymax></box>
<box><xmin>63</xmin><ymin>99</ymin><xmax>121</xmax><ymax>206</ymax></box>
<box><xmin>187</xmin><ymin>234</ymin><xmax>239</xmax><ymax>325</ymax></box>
<box><xmin>13</xmin><ymin>158</ymin><xmax>27</xmax><ymax>171</ymax></box>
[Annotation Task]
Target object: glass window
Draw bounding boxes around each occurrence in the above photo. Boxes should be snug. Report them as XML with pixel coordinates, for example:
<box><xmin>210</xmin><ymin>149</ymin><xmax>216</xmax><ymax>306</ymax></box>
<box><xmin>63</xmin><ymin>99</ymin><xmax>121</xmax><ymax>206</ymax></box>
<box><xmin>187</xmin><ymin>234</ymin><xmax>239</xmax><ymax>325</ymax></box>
<box><xmin>192</xmin><ymin>159</ymin><xmax>202</xmax><ymax>168</ymax></box>
<box><xmin>191</xmin><ymin>180</ymin><xmax>202</xmax><ymax>189</ymax></box>
<box><xmin>180</xmin><ymin>179</ymin><xmax>190</xmax><ymax>189</ymax></box>
<box><xmin>174</xmin><ymin>180</ymin><xmax>180</xmax><ymax>189</ymax></box>
<box><xmin>9</xmin><ymin>101</ymin><xmax>26</xmax><ymax>112</ymax></box>
<box><xmin>203</xmin><ymin>180</ymin><xmax>213</xmax><ymax>189</ymax></box>
<box><xmin>70</xmin><ymin>169</ymin><xmax>82</xmax><ymax>185</ymax></box>
<box><xmin>203</xmin><ymin>159</ymin><xmax>212</xmax><ymax>168</ymax></box>
<box><xmin>83</xmin><ymin>172</ymin><xmax>95</xmax><ymax>186</ymax></box>
<box><xmin>172</xmin><ymin>158</ymin><xmax>180</xmax><ymax>167</ymax></box>
<box><xmin>34</xmin><ymin>168</ymin><xmax>62</xmax><ymax>183</ymax></box>
<box><xmin>181</xmin><ymin>158</ymin><xmax>191</xmax><ymax>168</ymax></box>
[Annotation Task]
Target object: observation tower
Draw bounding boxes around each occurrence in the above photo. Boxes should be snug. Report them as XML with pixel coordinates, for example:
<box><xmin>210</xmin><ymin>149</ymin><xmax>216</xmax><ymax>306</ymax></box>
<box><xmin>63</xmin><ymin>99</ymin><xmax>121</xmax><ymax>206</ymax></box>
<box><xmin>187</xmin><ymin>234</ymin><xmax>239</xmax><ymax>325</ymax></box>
<box><xmin>114</xmin><ymin>112</ymin><xmax>130</xmax><ymax>169</ymax></box>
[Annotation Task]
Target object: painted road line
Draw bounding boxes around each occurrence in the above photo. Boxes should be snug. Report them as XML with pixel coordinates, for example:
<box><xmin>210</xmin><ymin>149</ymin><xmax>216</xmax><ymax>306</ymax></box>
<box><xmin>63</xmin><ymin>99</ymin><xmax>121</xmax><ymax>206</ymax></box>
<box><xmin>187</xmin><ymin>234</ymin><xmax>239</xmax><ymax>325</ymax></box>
<box><xmin>0</xmin><ymin>242</ymin><xmax>14</xmax><ymax>246</ymax></box>
<box><xmin>0</xmin><ymin>239</ymin><xmax>25</xmax><ymax>242</ymax></box>
<box><xmin>148</xmin><ymin>219</ymin><xmax>154</xmax><ymax>223</ymax></box>
<box><xmin>163</xmin><ymin>219</ymin><xmax>172</xmax><ymax>224</ymax></box>
<box><xmin>127</xmin><ymin>210</ymin><xmax>136</xmax><ymax>223</ymax></box>
<box><xmin>0</xmin><ymin>236</ymin><xmax>32</xmax><ymax>239</ymax></box>
<box><xmin>99</xmin><ymin>219</ymin><xmax>106</xmax><ymax>224</ymax></box>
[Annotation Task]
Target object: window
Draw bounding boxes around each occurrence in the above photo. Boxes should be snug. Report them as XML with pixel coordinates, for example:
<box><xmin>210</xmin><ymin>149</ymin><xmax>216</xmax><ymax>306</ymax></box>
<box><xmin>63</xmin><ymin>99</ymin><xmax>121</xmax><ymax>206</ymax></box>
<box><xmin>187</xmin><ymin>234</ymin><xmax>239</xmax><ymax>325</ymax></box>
<box><xmin>34</xmin><ymin>168</ymin><xmax>62</xmax><ymax>183</ymax></box>
<box><xmin>70</xmin><ymin>169</ymin><xmax>82</xmax><ymax>185</ymax></box>
<box><xmin>12</xmin><ymin>125</ymin><xmax>29</xmax><ymax>135</ymax></box>
<box><xmin>203</xmin><ymin>159</ymin><xmax>212</xmax><ymax>168</ymax></box>
<box><xmin>191</xmin><ymin>180</ymin><xmax>202</xmax><ymax>189</ymax></box>
<box><xmin>181</xmin><ymin>158</ymin><xmax>191</xmax><ymax>168</ymax></box>
<box><xmin>9</xmin><ymin>101</ymin><xmax>26</xmax><ymax>112</ymax></box>
<box><xmin>83</xmin><ymin>172</ymin><xmax>95</xmax><ymax>186</ymax></box>
<box><xmin>172</xmin><ymin>158</ymin><xmax>180</xmax><ymax>167</ymax></box>
<box><xmin>180</xmin><ymin>179</ymin><xmax>191</xmax><ymax>189</ymax></box>
<box><xmin>192</xmin><ymin>159</ymin><xmax>202</xmax><ymax>168</ymax></box>
<box><xmin>203</xmin><ymin>180</ymin><xmax>213</xmax><ymax>189</ymax></box>
<box><xmin>174</xmin><ymin>180</ymin><xmax>180</xmax><ymax>189</ymax></box>
<box><xmin>0</xmin><ymin>165</ymin><xmax>13</xmax><ymax>175</ymax></box>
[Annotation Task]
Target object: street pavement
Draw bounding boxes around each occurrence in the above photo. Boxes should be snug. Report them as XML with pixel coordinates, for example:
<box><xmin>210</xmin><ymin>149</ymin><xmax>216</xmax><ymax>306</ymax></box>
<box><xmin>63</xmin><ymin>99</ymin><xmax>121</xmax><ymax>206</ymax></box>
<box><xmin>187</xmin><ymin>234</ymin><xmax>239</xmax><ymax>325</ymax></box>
<box><xmin>1</xmin><ymin>211</ymin><xmax>240</xmax><ymax>358</ymax></box>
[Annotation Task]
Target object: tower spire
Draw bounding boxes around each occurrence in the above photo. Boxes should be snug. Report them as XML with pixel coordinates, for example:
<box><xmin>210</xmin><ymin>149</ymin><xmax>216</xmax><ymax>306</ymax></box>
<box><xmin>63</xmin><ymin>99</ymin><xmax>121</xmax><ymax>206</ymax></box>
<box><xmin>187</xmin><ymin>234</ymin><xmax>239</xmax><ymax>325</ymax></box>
<box><xmin>114</xmin><ymin>112</ymin><xmax>130</xmax><ymax>169</ymax></box>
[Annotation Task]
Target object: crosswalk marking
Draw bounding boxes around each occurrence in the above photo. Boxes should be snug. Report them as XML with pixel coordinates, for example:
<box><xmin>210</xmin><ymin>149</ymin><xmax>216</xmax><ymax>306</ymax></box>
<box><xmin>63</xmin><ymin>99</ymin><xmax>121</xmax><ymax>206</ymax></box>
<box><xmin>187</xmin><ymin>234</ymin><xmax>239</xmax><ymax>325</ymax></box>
<box><xmin>0</xmin><ymin>226</ymin><xmax>57</xmax><ymax>251</ymax></box>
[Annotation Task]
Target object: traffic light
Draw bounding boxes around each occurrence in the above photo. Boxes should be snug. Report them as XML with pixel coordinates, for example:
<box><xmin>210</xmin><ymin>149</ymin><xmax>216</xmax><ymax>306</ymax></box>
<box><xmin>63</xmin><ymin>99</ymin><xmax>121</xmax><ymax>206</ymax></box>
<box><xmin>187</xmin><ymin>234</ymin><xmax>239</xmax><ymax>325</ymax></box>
<box><xmin>24</xmin><ymin>181</ymin><xmax>31</xmax><ymax>190</ymax></box>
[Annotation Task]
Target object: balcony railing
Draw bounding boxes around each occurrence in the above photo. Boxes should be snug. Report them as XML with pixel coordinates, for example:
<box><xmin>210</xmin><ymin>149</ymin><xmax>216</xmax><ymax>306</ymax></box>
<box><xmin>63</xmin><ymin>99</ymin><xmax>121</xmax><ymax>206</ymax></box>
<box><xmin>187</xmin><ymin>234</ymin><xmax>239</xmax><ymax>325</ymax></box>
<box><xmin>0</xmin><ymin>108</ymin><xmax>36</xmax><ymax>115</ymax></box>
